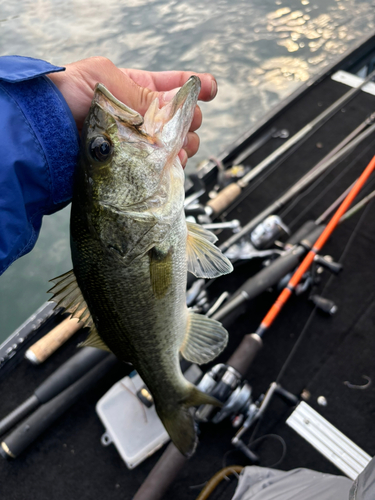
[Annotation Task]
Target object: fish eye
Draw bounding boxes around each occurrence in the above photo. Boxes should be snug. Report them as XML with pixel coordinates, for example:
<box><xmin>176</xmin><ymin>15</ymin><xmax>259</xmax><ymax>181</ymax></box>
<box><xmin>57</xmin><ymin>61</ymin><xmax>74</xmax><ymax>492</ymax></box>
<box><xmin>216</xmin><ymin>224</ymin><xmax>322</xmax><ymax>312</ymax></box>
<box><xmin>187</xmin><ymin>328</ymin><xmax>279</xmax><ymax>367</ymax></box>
<box><xmin>89</xmin><ymin>136</ymin><xmax>112</xmax><ymax>162</ymax></box>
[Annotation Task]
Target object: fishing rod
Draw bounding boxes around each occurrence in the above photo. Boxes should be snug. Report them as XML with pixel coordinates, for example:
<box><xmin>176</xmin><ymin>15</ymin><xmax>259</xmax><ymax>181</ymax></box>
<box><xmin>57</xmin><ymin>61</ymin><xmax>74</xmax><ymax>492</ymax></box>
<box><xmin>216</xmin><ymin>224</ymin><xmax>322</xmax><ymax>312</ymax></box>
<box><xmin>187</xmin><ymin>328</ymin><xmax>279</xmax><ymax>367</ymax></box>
<box><xmin>185</xmin><ymin>114</ymin><xmax>375</xmax><ymax>297</ymax></box>
<box><xmin>0</xmin><ymin>353</ymin><xmax>117</xmax><ymax>459</ymax></box>
<box><xmin>252</xmin><ymin>155</ymin><xmax>375</xmax><ymax>338</ymax></box>
<box><xmin>231</xmin><ymin>188</ymin><xmax>375</xmax><ymax>461</ymax></box>
<box><xmin>231</xmin><ymin>127</ymin><xmax>288</xmax><ymax>167</ymax></box>
<box><xmin>133</xmin><ymin>156</ymin><xmax>375</xmax><ymax>500</ymax></box>
<box><xmin>205</xmin><ymin>69</ymin><xmax>375</xmax><ymax>218</ymax></box>
<box><xmin>210</xmin><ymin>128</ymin><xmax>289</xmax><ymax>193</ymax></box>
<box><xmin>211</xmin><ymin>183</ymin><xmax>375</xmax><ymax>324</ymax></box>
<box><xmin>219</xmin><ymin>119</ymin><xmax>375</xmax><ymax>254</ymax></box>
<box><xmin>0</xmin><ymin>347</ymin><xmax>111</xmax><ymax>439</ymax></box>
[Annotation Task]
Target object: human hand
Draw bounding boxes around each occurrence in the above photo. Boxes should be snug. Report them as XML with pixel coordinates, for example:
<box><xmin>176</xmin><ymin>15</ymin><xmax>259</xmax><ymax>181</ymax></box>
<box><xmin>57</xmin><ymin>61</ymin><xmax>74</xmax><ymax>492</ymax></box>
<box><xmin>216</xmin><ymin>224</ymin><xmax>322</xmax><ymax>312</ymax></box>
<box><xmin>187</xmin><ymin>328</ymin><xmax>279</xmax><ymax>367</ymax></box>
<box><xmin>48</xmin><ymin>57</ymin><xmax>217</xmax><ymax>167</ymax></box>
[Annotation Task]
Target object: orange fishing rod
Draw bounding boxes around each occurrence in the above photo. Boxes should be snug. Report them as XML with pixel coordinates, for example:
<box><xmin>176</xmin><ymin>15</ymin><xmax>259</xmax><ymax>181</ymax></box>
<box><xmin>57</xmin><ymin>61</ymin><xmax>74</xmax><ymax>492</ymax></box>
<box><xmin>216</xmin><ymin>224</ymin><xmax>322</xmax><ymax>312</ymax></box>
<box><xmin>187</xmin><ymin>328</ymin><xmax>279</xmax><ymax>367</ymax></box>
<box><xmin>255</xmin><ymin>155</ymin><xmax>375</xmax><ymax>338</ymax></box>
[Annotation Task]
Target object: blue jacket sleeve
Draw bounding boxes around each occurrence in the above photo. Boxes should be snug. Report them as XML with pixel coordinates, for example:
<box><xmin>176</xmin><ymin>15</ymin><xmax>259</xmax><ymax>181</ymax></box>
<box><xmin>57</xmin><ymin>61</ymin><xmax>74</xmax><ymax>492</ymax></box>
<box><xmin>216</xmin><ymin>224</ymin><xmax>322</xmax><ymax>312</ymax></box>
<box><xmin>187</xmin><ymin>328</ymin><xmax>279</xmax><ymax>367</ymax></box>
<box><xmin>0</xmin><ymin>55</ymin><xmax>80</xmax><ymax>275</ymax></box>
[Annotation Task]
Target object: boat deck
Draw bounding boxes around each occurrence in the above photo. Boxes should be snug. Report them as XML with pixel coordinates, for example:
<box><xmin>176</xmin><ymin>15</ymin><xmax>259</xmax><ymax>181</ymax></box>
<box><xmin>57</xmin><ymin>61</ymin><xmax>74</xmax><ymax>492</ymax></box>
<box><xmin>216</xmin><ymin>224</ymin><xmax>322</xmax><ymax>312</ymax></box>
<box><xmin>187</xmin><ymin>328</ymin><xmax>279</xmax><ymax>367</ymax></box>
<box><xmin>1</xmin><ymin>51</ymin><xmax>375</xmax><ymax>499</ymax></box>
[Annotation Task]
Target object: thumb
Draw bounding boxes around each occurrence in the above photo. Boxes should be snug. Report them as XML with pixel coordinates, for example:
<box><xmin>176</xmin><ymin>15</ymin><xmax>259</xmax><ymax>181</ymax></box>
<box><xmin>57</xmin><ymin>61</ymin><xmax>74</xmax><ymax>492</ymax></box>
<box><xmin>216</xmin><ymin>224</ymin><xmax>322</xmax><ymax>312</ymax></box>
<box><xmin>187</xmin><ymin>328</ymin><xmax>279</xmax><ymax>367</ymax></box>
<box><xmin>101</xmin><ymin>64</ymin><xmax>179</xmax><ymax>116</ymax></box>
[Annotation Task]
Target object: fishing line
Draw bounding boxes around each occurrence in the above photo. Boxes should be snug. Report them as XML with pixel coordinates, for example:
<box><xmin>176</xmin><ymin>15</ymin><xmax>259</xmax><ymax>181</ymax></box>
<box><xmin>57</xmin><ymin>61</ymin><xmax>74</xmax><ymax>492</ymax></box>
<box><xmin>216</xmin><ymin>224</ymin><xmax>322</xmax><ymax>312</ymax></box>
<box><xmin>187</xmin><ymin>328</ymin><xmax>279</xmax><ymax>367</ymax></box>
<box><xmin>280</xmin><ymin>140</ymin><xmax>375</xmax><ymax>228</ymax></box>
<box><xmin>247</xmin><ymin>434</ymin><xmax>287</xmax><ymax>468</ymax></box>
<box><xmin>221</xmin><ymin>434</ymin><xmax>287</xmax><ymax>470</ymax></box>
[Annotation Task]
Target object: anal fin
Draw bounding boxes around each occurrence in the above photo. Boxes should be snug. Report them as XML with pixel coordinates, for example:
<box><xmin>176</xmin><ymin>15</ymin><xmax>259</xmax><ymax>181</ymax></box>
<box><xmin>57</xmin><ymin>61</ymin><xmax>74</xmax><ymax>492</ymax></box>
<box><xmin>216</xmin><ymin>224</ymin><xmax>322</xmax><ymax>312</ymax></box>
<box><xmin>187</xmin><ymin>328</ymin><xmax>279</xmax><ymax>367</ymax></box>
<box><xmin>78</xmin><ymin>325</ymin><xmax>112</xmax><ymax>352</ymax></box>
<box><xmin>180</xmin><ymin>311</ymin><xmax>228</xmax><ymax>364</ymax></box>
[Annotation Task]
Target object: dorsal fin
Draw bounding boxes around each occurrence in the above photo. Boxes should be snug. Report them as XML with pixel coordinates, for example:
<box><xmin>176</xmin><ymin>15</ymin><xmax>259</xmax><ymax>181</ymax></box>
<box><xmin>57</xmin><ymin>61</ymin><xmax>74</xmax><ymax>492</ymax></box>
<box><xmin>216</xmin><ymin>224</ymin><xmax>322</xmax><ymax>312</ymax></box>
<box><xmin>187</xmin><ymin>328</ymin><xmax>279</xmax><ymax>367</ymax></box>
<box><xmin>186</xmin><ymin>221</ymin><xmax>233</xmax><ymax>278</ymax></box>
<box><xmin>180</xmin><ymin>311</ymin><xmax>228</xmax><ymax>364</ymax></box>
<box><xmin>48</xmin><ymin>270</ymin><xmax>112</xmax><ymax>352</ymax></box>
<box><xmin>48</xmin><ymin>270</ymin><xmax>93</xmax><ymax>328</ymax></box>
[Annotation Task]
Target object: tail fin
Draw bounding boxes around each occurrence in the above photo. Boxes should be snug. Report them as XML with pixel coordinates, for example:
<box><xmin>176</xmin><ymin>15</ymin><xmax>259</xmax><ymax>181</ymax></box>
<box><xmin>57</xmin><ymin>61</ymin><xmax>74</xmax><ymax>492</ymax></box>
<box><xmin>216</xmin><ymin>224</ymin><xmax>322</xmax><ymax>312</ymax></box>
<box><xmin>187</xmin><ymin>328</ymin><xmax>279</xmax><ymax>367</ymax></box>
<box><xmin>157</xmin><ymin>385</ymin><xmax>221</xmax><ymax>457</ymax></box>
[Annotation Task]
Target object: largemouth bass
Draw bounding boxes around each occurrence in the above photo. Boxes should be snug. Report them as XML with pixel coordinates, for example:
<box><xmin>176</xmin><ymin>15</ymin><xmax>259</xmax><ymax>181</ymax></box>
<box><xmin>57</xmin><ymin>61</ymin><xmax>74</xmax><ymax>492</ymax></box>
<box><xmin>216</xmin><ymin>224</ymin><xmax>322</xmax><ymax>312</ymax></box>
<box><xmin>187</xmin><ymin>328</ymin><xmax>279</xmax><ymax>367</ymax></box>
<box><xmin>49</xmin><ymin>77</ymin><xmax>233</xmax><ymax>457</ymax></box>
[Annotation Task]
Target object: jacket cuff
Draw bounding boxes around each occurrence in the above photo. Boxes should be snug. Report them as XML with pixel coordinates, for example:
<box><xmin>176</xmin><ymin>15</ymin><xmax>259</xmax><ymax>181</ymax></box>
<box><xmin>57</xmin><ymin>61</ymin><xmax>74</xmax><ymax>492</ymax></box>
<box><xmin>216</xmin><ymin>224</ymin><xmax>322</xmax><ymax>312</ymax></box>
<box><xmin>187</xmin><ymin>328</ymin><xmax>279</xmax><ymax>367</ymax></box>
<box><xmin>0</xmin><ymin>70</ymin><xmax>79</xmax><ymax>207</ymax></box>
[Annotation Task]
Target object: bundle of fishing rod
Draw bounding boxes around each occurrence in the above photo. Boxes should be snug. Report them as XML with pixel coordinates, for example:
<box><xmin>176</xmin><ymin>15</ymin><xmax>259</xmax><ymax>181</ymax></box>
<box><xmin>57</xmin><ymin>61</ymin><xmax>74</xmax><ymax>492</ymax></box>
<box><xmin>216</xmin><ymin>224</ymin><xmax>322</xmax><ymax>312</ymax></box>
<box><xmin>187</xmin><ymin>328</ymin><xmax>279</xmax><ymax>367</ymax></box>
<box><xmin>1</xmin><ymin>63</ymin><xmax>375</xmax><ymax>500</ymax></box>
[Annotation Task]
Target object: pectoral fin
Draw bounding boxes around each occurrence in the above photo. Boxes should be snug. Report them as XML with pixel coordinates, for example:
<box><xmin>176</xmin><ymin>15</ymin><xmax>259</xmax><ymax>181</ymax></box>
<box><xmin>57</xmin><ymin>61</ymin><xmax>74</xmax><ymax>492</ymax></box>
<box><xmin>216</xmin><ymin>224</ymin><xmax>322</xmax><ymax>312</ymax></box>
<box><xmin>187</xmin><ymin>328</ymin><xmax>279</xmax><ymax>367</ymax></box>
<box><xmin>186</xmin><ymin>221</ymin><xmax>233</xmax><ymax>278</ymax></box>
<box><xmin>180</xmin><ymin>311</ymin><xmax>228</xmax><ymax>364</ymax></box>
<box><xmin>186</xmin><ymin>221</ymin><xmax>218</xmax><ymax>243</ymax></box>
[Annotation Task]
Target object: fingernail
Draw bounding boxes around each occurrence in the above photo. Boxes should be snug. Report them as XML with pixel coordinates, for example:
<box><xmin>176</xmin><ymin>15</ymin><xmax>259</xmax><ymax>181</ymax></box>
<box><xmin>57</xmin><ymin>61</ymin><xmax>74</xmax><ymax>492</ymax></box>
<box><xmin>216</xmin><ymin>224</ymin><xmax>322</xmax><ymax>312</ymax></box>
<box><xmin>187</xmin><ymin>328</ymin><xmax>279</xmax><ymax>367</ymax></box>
<box><xmin>183</xmin><ymin>136</ymin><xmax>189</xmax><ymax>148</ymax></box>
<box><xmin>163</xmin><ymin>87</ymin><xmax>181</xmax><ymax>102</ymax></box>
<box><xmin>211</xmin><ymin>79</ymin><xmax>217</xmax><ymax>99</ymax></box>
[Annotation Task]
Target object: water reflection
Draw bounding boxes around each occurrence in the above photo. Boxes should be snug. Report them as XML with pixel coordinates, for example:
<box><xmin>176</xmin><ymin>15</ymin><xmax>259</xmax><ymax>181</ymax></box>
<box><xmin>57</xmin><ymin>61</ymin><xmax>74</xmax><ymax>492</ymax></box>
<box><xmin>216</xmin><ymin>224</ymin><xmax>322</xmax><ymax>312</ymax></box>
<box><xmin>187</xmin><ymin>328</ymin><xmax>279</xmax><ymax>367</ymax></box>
<box><xmin>0</xmin><ymin>0</ymin><xmax>375</xmax><ymax>339</ymax></box>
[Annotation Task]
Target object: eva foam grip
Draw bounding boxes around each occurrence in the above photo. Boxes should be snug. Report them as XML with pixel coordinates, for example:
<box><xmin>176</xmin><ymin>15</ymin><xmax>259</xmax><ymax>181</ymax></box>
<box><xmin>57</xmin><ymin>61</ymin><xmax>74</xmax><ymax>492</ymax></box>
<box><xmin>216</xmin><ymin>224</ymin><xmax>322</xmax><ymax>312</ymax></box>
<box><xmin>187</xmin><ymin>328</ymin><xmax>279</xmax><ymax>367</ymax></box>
<box><xmin>227</xmin><ymin>334</ymin><xmax>263</xmax><ymax>375</ymax></box>
<box><xmin>0</xmin><ymin>355</ymin><xmax>117</xmax><ymax>459</ymax></box>
<box><xmin>133</xmin><ymin>443</ymin><xmax>187</xmax><ymax>500</ymax></box>
<box><xmin>206</xmin><ymin>183</ymin><xmax>242</xmax><ymax>216</ymax></box>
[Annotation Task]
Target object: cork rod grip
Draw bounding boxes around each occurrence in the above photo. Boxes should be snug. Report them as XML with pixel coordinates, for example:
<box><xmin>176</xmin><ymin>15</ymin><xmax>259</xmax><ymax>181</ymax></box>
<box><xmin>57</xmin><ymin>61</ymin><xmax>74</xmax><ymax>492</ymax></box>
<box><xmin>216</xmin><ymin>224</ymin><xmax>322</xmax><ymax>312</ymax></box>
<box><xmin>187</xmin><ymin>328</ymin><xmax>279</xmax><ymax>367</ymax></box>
<box><xmin>206</xmin><ymin>183</ymin><xmax>242</xmax><ymax>216</ymax></box>
<box><xmin>25</xmin><ymin>316</ymin><xmax>83</xmax><ymax>364</ymax></box>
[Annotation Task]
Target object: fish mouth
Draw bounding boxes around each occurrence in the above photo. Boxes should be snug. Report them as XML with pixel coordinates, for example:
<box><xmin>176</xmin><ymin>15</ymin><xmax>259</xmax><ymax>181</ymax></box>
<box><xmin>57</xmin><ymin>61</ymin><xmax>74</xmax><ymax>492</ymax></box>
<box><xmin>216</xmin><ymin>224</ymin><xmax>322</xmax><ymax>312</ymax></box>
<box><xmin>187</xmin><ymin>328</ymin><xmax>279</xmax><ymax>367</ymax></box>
<box><xmin>92</xmin><ymin>76</ymin><xmax>201</xmax><ymax>133</ymax></box>
<box><xmin>168</xmin><ymin>76</ymin><xmax>201</xmax><ymax>119</ymax></box>
<box><xmin>138</xmin><ymin>76</ymin><xmax>201</xmax><ymax>153</ymax></box>
<box><xmin>93</xmin><ymin>83</ymin><xmax>144</xmax><ymax>126</ymax></box>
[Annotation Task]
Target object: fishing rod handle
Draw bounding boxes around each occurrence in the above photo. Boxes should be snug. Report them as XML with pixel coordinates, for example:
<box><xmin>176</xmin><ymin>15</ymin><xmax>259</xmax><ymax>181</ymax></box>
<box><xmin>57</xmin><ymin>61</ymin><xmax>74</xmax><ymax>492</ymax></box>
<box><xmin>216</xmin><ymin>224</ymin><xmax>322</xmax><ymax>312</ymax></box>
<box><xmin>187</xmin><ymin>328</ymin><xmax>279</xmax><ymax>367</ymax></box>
<box><xmin>227</xmin><ymin>334</ymin><xmax>263</xmax><ymax>376</ymax></box>
<box><xmin>34</xmin><ymin>347</ymin><xmax>110</xmax><ymax>404</ymax></box>
<box><xmin>206</xmin><ymin>183</ymin><xmax>241</xmax><ymax>216</ymax></box>
<box><xmin>0</xmin><ymin>354</ymin><xmax>117</xmax><ymax>459</ymax></box>
<box><xmin>285</xmin><ymin>220</ymin><xmax>317</xmax><ymax>246</ymax></box>
<box><xmin>25</xmin><ymin>315</ymin><xmax>83</xmax><ymax>364</ymax></box>
<box><xmin>213</xmin><ymin>246</ymin><xmax>306</xmax><ymax>324</ymax></box>
<box><xmin>133</xmin><ymin>443</ymin><xmax>188</xmax><ymax>500</ymax></box>
<box><xmin>0</xmin><ymin>348</ymin><xmax>109</xmax><ymax>438</ymax></box>
<box><xmin>0</xmin><ymin>395</ymin><xmax>39</xmax><ymax>438</ymax></box>
<box><xmin>205</xmin><ymin>126</ymin><xmax>306</xmax><ymax>217</ymax></box>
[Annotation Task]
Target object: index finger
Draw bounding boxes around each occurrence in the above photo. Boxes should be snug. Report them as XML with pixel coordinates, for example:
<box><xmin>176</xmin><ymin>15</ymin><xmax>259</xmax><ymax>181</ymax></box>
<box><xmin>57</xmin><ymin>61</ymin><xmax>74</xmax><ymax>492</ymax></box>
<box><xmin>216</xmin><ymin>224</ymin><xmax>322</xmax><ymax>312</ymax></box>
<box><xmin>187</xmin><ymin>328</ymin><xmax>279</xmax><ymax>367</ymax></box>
<box><xmin>120</xmin><ymin>68</ymin><xmax>217</xmax><ymax>102</ymax></box>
